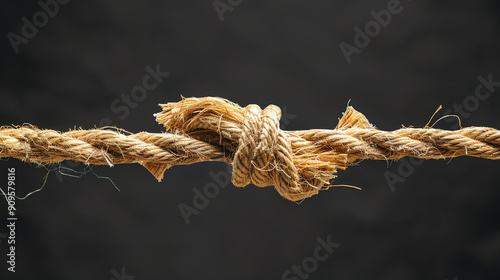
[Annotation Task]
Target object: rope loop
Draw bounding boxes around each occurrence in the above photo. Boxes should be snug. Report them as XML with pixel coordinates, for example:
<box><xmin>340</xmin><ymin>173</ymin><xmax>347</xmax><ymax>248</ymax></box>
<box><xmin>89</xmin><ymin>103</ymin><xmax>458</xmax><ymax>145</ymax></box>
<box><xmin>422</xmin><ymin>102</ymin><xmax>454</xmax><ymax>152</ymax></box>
<box><xmin>231</xmin><ymin>104</ymin><xmax>301</xmax><ymax>201</ymax></box>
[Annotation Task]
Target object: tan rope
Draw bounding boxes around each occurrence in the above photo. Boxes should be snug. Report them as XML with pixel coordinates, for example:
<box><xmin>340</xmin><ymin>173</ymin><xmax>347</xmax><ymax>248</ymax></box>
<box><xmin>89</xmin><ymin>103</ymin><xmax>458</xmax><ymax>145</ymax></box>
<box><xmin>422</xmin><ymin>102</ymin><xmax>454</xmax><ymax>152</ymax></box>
<box><xmin>1</xmin><ymin>97</ymin><xmax>499</xmax><ymax>201</ymax></box>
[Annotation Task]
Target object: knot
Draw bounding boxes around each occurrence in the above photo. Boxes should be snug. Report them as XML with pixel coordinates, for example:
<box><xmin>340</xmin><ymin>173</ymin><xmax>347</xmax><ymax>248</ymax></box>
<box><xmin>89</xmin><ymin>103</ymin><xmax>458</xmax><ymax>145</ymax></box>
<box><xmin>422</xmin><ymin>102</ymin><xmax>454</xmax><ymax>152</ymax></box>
<box><xmin>155</xmin><ymin>97</ymin><xmax>348</xmax><ymax>201</ymax></box>
<box><xmin>231</xmin><ymin>104</ymin><xmax>300</xmax><ymax>195</ymax></box>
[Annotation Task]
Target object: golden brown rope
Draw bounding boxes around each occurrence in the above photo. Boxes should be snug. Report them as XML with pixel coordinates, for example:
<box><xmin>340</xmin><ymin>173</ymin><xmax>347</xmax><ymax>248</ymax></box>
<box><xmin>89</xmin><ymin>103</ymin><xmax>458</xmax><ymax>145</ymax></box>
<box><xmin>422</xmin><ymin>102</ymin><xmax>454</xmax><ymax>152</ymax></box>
<box><xmin>1</xmin><ymin>97</ymin><xmax>499</xmax><ymax>201</ymax></box>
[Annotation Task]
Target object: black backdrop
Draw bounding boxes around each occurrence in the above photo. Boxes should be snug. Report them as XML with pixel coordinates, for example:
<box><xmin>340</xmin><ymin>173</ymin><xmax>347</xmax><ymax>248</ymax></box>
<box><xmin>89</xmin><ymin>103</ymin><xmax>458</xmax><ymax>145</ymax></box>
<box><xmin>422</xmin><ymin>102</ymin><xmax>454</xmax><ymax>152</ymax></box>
<box><xmin>1</xmin><ymin>1</ymin><xmax>500</xmax><ymax>279</ymax></box>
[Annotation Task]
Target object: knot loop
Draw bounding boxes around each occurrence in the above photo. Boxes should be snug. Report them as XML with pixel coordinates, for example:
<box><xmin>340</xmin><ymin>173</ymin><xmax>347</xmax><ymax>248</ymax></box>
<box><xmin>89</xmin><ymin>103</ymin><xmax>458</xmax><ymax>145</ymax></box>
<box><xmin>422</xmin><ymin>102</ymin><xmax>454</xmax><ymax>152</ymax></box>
<box><xmin>231</xmin><ymin>104</ymin><xmax>300</xmax><ymax>195</ymax></box>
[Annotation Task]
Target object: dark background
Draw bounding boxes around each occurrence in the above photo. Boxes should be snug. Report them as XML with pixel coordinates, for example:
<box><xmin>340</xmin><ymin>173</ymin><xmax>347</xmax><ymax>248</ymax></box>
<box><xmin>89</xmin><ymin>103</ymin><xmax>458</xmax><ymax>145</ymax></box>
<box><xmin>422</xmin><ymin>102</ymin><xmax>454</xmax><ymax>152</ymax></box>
<box><xmin>1</xmin><ymin>0</ymin><xmax>499</xmax><ymax>279</ymax></box>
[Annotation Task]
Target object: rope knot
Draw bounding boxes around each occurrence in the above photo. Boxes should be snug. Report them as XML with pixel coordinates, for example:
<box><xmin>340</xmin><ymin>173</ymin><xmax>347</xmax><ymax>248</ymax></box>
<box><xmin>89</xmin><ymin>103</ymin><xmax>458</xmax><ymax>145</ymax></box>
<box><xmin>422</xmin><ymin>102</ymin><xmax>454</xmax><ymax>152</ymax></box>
<box><xmin>154</xmin><ymin>97</ymin><xmax>351</xmax><ymax>201</ymax></box>
<box><xmin>231</xmin><ymin>103</ymin><xmax>300</xmax><ymax>194</ymax></box>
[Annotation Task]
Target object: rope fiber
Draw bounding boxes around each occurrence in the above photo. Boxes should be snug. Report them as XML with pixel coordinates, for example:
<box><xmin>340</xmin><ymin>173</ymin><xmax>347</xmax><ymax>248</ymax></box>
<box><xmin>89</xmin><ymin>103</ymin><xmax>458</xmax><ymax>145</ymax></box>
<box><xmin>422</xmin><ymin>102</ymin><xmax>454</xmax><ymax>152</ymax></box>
<box><xmin>1</xmin><ymin>97</ymin><xmax>499</xmax><ymax>201</ymax></box>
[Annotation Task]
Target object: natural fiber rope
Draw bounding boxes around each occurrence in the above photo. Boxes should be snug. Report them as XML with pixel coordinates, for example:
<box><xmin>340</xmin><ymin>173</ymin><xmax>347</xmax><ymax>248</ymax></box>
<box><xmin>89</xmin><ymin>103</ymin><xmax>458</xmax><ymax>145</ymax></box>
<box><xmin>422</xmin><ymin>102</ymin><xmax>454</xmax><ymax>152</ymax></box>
<box><xmin>1</xmin><ymin>97</ymin><xmax>499</xmax><ymax>201</ymax></box>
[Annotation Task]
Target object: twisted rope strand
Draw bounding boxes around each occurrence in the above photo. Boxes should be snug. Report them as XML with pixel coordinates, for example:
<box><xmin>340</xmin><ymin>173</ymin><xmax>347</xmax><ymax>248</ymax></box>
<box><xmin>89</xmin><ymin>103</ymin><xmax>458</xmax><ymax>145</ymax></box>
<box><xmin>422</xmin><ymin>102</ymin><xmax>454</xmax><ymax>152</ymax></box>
<box><xmin>1</xmin><ymin>97</ymin><xmax>499</xmax><ymax>201</ymax></box>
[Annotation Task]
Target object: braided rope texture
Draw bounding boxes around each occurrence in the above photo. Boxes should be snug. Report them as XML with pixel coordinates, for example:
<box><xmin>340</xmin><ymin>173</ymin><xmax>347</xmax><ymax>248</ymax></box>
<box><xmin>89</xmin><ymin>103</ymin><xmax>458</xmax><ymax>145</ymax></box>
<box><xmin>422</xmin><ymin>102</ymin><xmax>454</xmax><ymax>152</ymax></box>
<box><xmin>1</xmin><ymin>97</ymin><xmax>499</xmax><ymax>201</ymax></box>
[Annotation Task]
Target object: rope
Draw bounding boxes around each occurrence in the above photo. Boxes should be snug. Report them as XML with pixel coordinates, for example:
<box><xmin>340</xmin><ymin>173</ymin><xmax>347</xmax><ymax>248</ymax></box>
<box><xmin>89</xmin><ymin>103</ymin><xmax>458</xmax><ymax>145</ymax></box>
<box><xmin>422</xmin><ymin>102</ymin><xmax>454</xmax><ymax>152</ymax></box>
<box><xmin>1</xmin><ymin>97</ymin><xmax>499</xmax><ymax>201</ymax></box>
